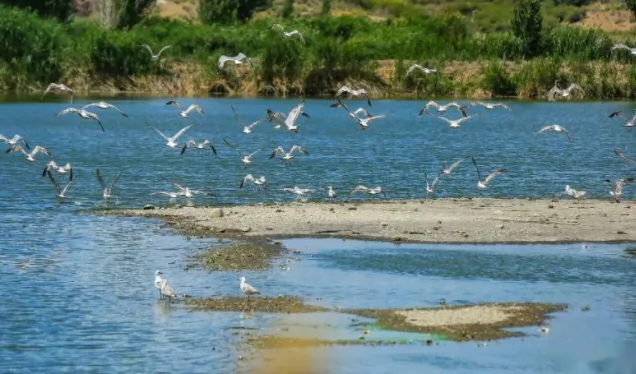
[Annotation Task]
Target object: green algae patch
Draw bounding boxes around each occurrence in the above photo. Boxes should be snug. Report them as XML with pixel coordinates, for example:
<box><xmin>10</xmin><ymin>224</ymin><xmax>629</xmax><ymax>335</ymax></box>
<box><xmin>623</xmin><ymin>247</ymin><xmax>636</xmax><ymax>258</ymax></box>
<box><xmin>190</xmin><ymin>241</ymin><xmax>287</xmax><ymax>271</ymax></box>
<box><xmin>186</xmin><ymin>296</ymin><xmax>328</xmax><ymax>313</ymax></box>
<box><xmin>342</xmin><ymin>302</ymin><xmax>568</xmax><ymax>342</ymax></box>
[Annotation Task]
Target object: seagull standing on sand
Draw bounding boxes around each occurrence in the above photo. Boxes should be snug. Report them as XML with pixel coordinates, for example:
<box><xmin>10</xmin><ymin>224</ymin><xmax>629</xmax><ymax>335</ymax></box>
<box><xmin>606</xmin><ymin>177</ymin><xmax>634</xmax><ymax>203</ymax></box>
<box><xmin>56</xmin><ymin>108</ymin><xmax>105</xmax><ymax>132</ymax></box>
<box><xmin>161</xmin><ymin>279</ymin><xmax>178</xmax><ymax>302</ymax></box>
<box><xmin>5</xmin><ymin>145</ymin><xmax>51</xmax><ymax>162</ymax></box>
<box><xmin>43</xmin><ymin>161</ymin><xmax>73</xmax><ymax>181</ymax></box>
<box><xmin>154</xmin><ymin>124</ymin><xmax>194</xmax><ymax>149</ymax></box>
<box><xmin>180</xmin><ymin>139</ymin><xmax>217</xmax><ymax>156</ymax></box>
<box><xmin>46</xmin><ymin>170</ymin><xmax>73</xmax><ymax>200</ymax></box>
<box><xmin>0</xmin><ymin>134</ymin><xmax>29</xmax><ymax>149</ymax></box>
<box><xmin>350</xmin><ymin>185</ymin><xmax>387</xmax><ymax>198</ymax></box>
<box><xmin>42</xmin><ymin>83</ymin><xmax>73</xmax><ymax>102</ymax></box>
<box><xmin>537</xmin><ymin>124</ymin><xmax>573</xmax><ymax>142</ymax></box>
<box><xmin>270</xmin><ymin>145</ymin><xmax>309</xmax><ymax>161</ymax></box>
<box><xmin>218</xmin><ymin>53</ymin><xmax>253</xmax><ymax>71</ymax></box>
<box><xmin>96</xmin><ymin>168</ymin><xmax>122</xmax><ymax>200</ymax></box>
<box><xmin>327</xmin><ymin>186</ymin><xmax>337</xmax><ymax>199</ymax></box>
<box><xmin>179</xmin><ymin>104</ymin><xmax>204</xmax><ymax>118</ymax></box>
<box><xmin>231</xmin><ymin>105</ymin><xmax>263</xmax><ymax>134</ymax></box>
<box><xmin>240</xmin><ymin>174</ymin><xmax>267</xmax><ymax>189</ymax></box>
<box><xmin>267</xmin><ymin>101</ymin><xmax>310</xmax><ymax>132</ymax></box>
<box><xmin>82</xmin><ymin>101</ymin><xmax>128</xmax><ymax>117</ymax></box>
<box><xmin>269</xmin><ymin>24</ymin><xmax>305</xmax><ymax>44</ymax></box>
<box><xmin>472</xmin><ymin>157</ymin><xmax>505</xmax><ymax>189</ymax></box>
<box><xmin>240</xmin><ymin>277</ymin><xmax>260</xmax><ymax>298</ymax></box>
<box><xmin>141</xmin><ymin>44</ymin><xmax>172</xmax><ymax>61</ymax></box>
<box><xmin>155</xmin><ymin>271</ymin><xmax>165</xmax><ymax>299</ymax></box>
<box><xmin>335</xmin><ymin>86</ymin><xmax>372</xmax><ymax>106</ymax></box>
<box><xmin>223</xmin><ymin>138</ymin><xmax>266</xmax><ymax>165</ymax></box>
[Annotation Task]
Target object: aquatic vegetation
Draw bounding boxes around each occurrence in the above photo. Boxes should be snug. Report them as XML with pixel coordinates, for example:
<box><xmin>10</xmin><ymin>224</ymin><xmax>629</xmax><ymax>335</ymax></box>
<box><xmin>191</xmin><ymin>242</ymin><xmax>288</xmax><ymax>271</ymax></box>
<box><xmin>186</xmin><ymin>296</ymin><xmax>328</xmax><ymax>313</ymax></box>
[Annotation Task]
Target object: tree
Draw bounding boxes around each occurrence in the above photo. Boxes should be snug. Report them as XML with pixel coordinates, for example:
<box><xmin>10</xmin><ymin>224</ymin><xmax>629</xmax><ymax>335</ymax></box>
<box><xmin>320</xmin><ymin>0</ymin><xmax>331</xmax><ymax>16</ymax></box>
<box><xmin>511</xmin><ymin>0</ymin><xmax>543</xmax><ymax>58</ymax></box>
<box><xmin>99</xmin><ymin>0</ymin><xmax>118</xmax><ymax>29</ymax></box>
<box><xmin>0</xmin><ymin>0</ymin><xmax>75</xmax><ymax>22</ymax></box>
<box><xmin>116</xmin><ymin>0</ymin><xmax>154</xmax><ymax>29</ymax></box>
<box><xmin>281</xmin><ymin>0</ymin><xmax>294</xmax><ymax>19</ymax></box>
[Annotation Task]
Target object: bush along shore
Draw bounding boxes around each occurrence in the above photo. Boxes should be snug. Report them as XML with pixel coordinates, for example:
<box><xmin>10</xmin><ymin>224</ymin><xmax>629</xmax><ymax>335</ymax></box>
<box><xmin>2</xmin><ymin>4</ymin><xmax>636</xmax><ymax>99</ymax></box>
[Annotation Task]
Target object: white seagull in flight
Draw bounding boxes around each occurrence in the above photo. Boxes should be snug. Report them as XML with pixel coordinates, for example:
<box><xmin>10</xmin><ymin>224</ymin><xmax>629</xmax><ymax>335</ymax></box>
<box><xmin>350</xmin><ymin>185</ymin><xmax>387</xmax><ymax>198</ymax></box>
<box><xmin>611</xmin><ymin>43</ymin><xmax>636</xmax><ymax>56</ymax></box>
<box><xmin>96</xmin><ymin>168</ymin><xmax>123</xmax><ymax>200</ymax></box>
<box><xmin>406</xmin><ymin>64</ymin><xmax>437</xmax><ymax>76</ymax></box>
<box><xmin>141</xmin><ymin>44</ymin><xmax>172</xmax><ymax>61</ymax></box>
<box><xmin>240</xmin><ymin>174</ymin><xmax>267</xmax><ymax>189</ymax></box>
<box><xmin>437</xmin><ymin>115</ymin><xmax>475</xmax><ymax>129</ymax></box>
<box><xmin>180</xmin><ymin>139</ymin><xmax>217</xmax><ymax>156</ymax></box>
<box><xmin>419</xmin><ymin>101</ymin><xmax>469</xmax><ymax>117</ymax></box>
<box><xmin>424</xmin><ymin>171</ymin><xmax>441</xmax><ymax>194</ymax></box>
<box><xmin>472</xmin><ymin>157</ymin><xmax>505</xmax><ymax>189</ymax></box>
<box><xmin>42</xmin><ymin>83</ymin><xmax>74</xmax><ymax>102</ymax></box>
<box><xmin>46</xmin><ymin>170</ymin><xmax>74</xmax><ymax>200</ymax></box>
<box><xmin>0</xmin><ymin>134</ymin><xmax>29</xmax><ymax>149</ymax></box>
<box><xmin>56</xmin><ymin>108</ymin><xmax>105</xmax><ymax>132</ymax></box>
<box><xmin>547</xmin><ymin>80</ymin><xmax>584</xmax><ymax>101</ymax></box>
<box><xmin>223</xmin><ymin>138</ymin><xmax>266</xmax><ymax>165</ymax></box>
<box><xmin>266</xmin><ymin>100</ymin><xmax>310</xmax><ymax>132</ymax></box>
<box><xmin>82</xmin><ymin>101</ymin><xmax>128</xmax><ymax>117</ymax></box>
<box><xmin>5</xmin><ymin>145</ymin><xmax>51</xmax><ymax>162</ymax></box>
<box><xmin>335</xmin><ymin>86</ymin><xmax>372</xmax><ymax>106</ymax></box>
<box><xmin>440</xmin><ymin>156</ymin><xmax>471</xmax><ymax>176</ymax></box>
<box><xmin>43</xmin><ymin>161</ymin><xmax>73</xmax><ymax>181</ymax></box>
<box><xmin>334</xmin><ymin>96</ymin><xmax>385</xmax><ymax>130</ymax></box>
<box><xmin>179</xmin><ymin>104</ymin><xmax>204</xmax><ymax>118</ymax></box>
<box><xmin>270</xmin><ymin>145</ymin><xmax>309</xmax><ymax>161</ymax></box>
<box><xmin>231</xmin><ymin>105</ymin><xmax>263</xmax><ymax>134</ymax></box>
<box><xmin>537</xmin><ymin>124</ymin><xmax>572</xmax><ymax>142</ymax></box>
<box><xmin>218</xmin><ymin>53</ymin><xmax>253</xmax><ymax>71</ymax></box>
<box><xmin>269</xmin><ymin>24</ymin><xmax>305</xmax><ymax>44</ymax></box>
<box><xmin>606</xmin><ymin>177</ymin><xmax>634</xmax><ymax>203</ymax></box>
<box><xmin>154</xmin><ymin>124</ymin><xmax>194</xmax><ymax>149</ymax></box>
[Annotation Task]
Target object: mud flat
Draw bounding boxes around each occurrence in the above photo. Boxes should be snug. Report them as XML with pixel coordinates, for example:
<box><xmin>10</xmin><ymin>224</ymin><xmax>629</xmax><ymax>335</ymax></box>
<box><xmin>103</xmin><ymin>198</ymin><xmax>636</xmax><ymax>243</ymax></box>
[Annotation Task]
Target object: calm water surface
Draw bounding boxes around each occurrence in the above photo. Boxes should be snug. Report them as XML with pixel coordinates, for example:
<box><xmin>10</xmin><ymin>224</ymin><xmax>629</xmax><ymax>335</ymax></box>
<box><xmin>1</xmin><ymin>97</ymin><xmax>635</xmax><ymax>373</ymax></box>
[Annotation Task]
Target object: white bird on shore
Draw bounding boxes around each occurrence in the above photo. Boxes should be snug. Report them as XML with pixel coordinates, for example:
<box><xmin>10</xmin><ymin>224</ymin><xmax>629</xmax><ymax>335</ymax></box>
<box><xmin>613</xmin><ymin>149</ymin><xmax>636</xmax><ymax>166</ymax></box>
<box><xmin>218</xmin><ymin>53</ymin><xmax>253</xmax><ymax>71</ymax></box>
<box><xmin>425</xmin><ymin>171</ymin><xmax>441</xmax><ymax>194</ymax></box>
<box><xmin>141</xmin><ymin>44</ymin><xmax>172</xmax><ymax>61</ymax></box>
<box><xmin>180</xmin><ymin>139</ymin><xmax>217</xmax><ymax>156</ymax></box>
<box><xmin>335</xmin><ymin>86</ymin><xmax>371</xmax><ymax>106</ymax></box>
<box><xmin>267</xmin><ymin>101</ymin><xmax>310</xmax><ymax>132</ymax></box>
<box><xmin>42</xmin><ymin>161</ymin><xmax>73</xmax><ymax>181</ymax></box>
<box><xmin>42</xmin><ymin>83</ymin><xmax>73</xmax><ymax>102</ymax></box>
<box><xmin>240</xmin><ymin>276</ymin><xmax>260</xmax><ymax>298</ymax></box>
<box><xmin>611</xmin><ymin>43</ymin><xmax>636</xmax><ymax>56</ymax></box>
<box><xmin>160</xmin><ymin>279</ymin><xmax>178</xmax><ymax>302</ymax></box>
<box><xmin>231</xmin><ymin>105</ymin><xmax>263</xmax><ymax>134</ymax></box>
<box><xmin>179</xmin><ymin>104</ymin><xmax>204</xmax><ymax>118</ymax></box>
<box><xmin>5</xmin><ymin>145</ymin><xmax>51</xmax><ymax>162</ymax></box>
<box><xmin>240</xmin><ymin>174</ymin><xmax>267</xmax><ymax>189</ymax></box>
<box><xmin>223</xmin><ymin>138</ymin><xmax>265</xmax><ymax>165</ymax></box>
<box><xmin>327</xmin><ymin>186</ymin><xmax>337</xmax><ymax>199</ymax></box>
<box><xmin>269</xmin><ymin>24</ymin><xmax>305</xmax><ymax>44</ymax></box>
<box><xmin>46</xmin><ymin>170</ymin><xmax>73</xmax><ymax>200</ymax></box>
<box><xmin>537</xmin><ymin>124</ymin><xmax>573</xmax><ymax>142</ymax></box>
<box><xmin>82</xmin><ymin>101</ymin><xmax>128</xmax><ymax>117</ymax></box>
<box><xmin>282</xmin><ymin>186</ymin><xmax>315</xmax><ymax>197</ymax></box>
<box><xmin>154</xmin><ymin>124</ymin><xmax>193</xmax><ymax>149</ymax></box>
<box><xmin>472</xmin><ymin>157</ymin><xmax>505</xmax><ymax>189</ymax></box>
<box><xmin>437</xmin><ymin>115</ymin><xmax>474</xmax><ymax>129</ymax></box>
<box><xmin>563</xmin><ymin>185</ymin><xmax>586</xmax><ymax>199</ymax></box>
<box><xmin>419</xmin><ymin>101</ymin><xmax>468</xmax><ymax>117</ymax></box>
<box><xmin>96</xmin><ymin>168</ymin><xmax>122</xmax><ymax>200</ymax></box>
<box><xmin>173</xmin><ymin>183</ymin><xmax>208</xmax><ymax>199</ymax></box>
<box><xmin>56</xmin><ymin>108</ymin><xmax>105</xmax><ymax>132</ymax></box>
<box><xmin>547</xmin><ymin>80</ymin><xmax>584</xmax><ymax>101</ymax></box>
<box><xmin>0</xmin><ymin>134</ymin><xmax>29</xmax><ymax>149</ymax></box>
<box><xmin>471</xmin><ymin>101</ymin><xmax>511</xmax><ymax>111</ymax></box>
<box><xmin>406</xmin><ymin>64</ymin><xmax>437</xmax><ymax>77</ymax></box>
<box><xmin>350</xmin><ymin>185</ymin><xmax>387</xmax><ymax>198</ymax></box>
<box><xmin>270</xmin><ymin>145</ymin><xmax>309</xmax><ymax>161</ymax></box>
<box><xmin>155</xmin><ymin>271</ymin><xmax>165</xmax><ymax>299</ymax></box>
<box><xmin>606</xmin><ymin>177</ymin><xmax>634</xmax><ymax>203</ymax></box>
<box><xmin>440</xmin><ymin>156</ymin><xmax>471</xmax><ymax>176</ymax></box>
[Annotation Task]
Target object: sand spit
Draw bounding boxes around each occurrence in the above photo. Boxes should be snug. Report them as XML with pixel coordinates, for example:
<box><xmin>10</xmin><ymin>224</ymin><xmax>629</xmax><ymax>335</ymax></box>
<box><xmin>103</xmin><ymin>198</ymin><xmax>636</xmax><ymax>243</ymax></box>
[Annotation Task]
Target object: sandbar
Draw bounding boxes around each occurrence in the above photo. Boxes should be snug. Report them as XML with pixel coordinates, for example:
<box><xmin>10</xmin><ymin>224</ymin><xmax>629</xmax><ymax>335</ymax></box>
<box><xmin>103</xmin><ymin>198</ymin><xmax>636</xmax><ymax>243</ymax></box>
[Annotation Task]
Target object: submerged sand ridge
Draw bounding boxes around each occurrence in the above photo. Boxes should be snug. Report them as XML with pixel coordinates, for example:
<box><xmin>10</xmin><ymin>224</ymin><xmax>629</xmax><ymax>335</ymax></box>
<box><xmin>106</xmin><ymin>198</ymin><xmax>636</xmax><ymax>243</ymax></box>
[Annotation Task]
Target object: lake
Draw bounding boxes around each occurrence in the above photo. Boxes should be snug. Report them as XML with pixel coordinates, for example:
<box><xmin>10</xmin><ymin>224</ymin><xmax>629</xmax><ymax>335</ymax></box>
<box><xmin>0</xmin><ymin>97</ymin><xmax>635</xmax><ymax>373</ymax></box>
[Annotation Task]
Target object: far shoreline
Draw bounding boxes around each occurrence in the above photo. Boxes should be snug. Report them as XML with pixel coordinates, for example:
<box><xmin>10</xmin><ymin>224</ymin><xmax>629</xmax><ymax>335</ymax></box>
<box><xmin>97</xmin><ymin>198</ymin><xmax>636</xmax><ymax>245</ymax></box>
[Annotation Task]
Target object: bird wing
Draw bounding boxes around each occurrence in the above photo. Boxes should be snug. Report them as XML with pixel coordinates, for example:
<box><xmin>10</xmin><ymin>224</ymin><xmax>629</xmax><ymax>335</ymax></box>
<box><xmin>285</xmin><ymin>101</ymin><xmax>305</xmax><ymax>128</ymax></box>
<box><xmin>110</xmin><ymin>104</ymin><xmax>128</xmax><ymax>117</ymax></box>
<box><xmin>471</xmin><ymin>157</ymin><xmax>483</xmax><ymax>182</ymax></box>
<box><xmin>157</xmin><ymin>45</ymin><xmax>172</xmax><ymax>56</ymax></box>
<box><xmin>612</xmin><ymin>44</ymin><xmax>630</xmax><ymax>51</ymax></box>
<box><xmin>546</xmin><ymin>87</ymin><xmax>560</xmax><ymax>101</ymax></box>
<box><xmin>561</xmin><ymin>128</ymin><xmax>573</xmax><ymax>142</ymax></box>
<box><xmin>247</xmin><ymin>119</ymin><xmax>263</xmax><ymax>130</ymax></box>
<box><xmin>110</xmin><ymin>171</ymin><xmax>123</xmax><ymax>190</ymax></box>
<box><xmin>448</xmin><ymin>156</ymin><xmax>470</xmax><ymax>173</ymax></box>
<box><xmin>365</xmin><ymin>115</ymin><xmax>385</xmax><ymax>123</ymax></box>
<box><xmin>484</xmin><ymin>168</ymin><xmax>505</xmax><ymax>185</ymax></box>
<box><xmin>223</xmin><ymin>138</ymin><xmax>242</xmax><ymax>155</ymax></box>
<box><xmin>171</xmin><ymin>124</ymin><xmax>194</xmax><ymax>141</ymax></box>
<box><xmin>353</xmin><ymin>108</ymin><xmax>371</xmax><ymax>118</ymax></box>
<box><xmin>141</xmin><ymin>44</ymin><xmax>154</xmax><ymax>55</ymax></box>
<box><xmin>336</xmin><ymin>86</ymin><xmax>352</xmax><ymax>97</ymax></box>
<box><xmin>406</xmin><ymin>64</ymin><xmax>423</xmax><ymax>76</ymax></box>
<box><xmin>56</xmin><ymin>108</ymin><xmax>79</xmax><ymax>117</ymax></box>
<box><xmin>437</xmin><ymin>116</ymin><xmax>453</xmax><ymax>125</ymax></box>
<box><xmin>613</xmin><ymin>149</ymin><xmax>636</xmax><ymax>166</ymax></box>
<box><xmin>96</xmin><ymin>168</ymin><xmax>107</xmax><ymax>190</ymax></box>
<box><xmin>537</xmin><ymin>125</ymin><xmax>555</xmax><ymax>134</ymax></box>
<box><xmin>456</xmin><ymin>116</ymin><xmax>473</xmax><ymax>125</ymax></box>
<box><xmin>32</xmin><ymin>146</ymin><xmax>51</xmax><ymax>157</ymax></box>
<box><xmin>218</xmin><ymin>55</ymin><xmax>230</xmax><ymax>70</ymax></box>
<box><xmin>289</xmin><ymin>30</ymin><xmax>305</xmax><ymax>44</ymax></box>
<box><xmin>231</xmin><ymin>105</ymin><xmax>244</xmax><ymax>126</ymax></box>
<box><xmin>154</xmin><ymin>128</ymin><xmax>169</xmax><ymax>141</ymax></box>
<box><xmin>47</xmin><ymin>170</ymin><xmax>62</xmax><ymax>194</ymax></box>
<box><xmin>619</xmin><ymin>178</ymin><xmax>635</xmax><ymax>187</ymax></box>
<box><xmin>567</xmin><ymin>84</ymin><xmax>584</xmax><ymax>94</ymax></box>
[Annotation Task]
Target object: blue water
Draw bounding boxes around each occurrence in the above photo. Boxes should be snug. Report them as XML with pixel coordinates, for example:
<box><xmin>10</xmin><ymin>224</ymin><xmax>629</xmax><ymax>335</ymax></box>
<box><xmin>1</xmin><ymin>97</ymin><xmax>636</xmax><ymax>373</ymax></box>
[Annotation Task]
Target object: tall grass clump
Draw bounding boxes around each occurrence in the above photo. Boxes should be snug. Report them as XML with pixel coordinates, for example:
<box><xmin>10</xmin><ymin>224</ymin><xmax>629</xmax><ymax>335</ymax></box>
<box><xmin>514</xmin><ymin>57</ymin><xmax>562</xmax><ymax>98</ymax></box>
<box><xmin>481</xmin><ymin>60</ymin><xmax>517</xmax><ymax>97</ymax></box>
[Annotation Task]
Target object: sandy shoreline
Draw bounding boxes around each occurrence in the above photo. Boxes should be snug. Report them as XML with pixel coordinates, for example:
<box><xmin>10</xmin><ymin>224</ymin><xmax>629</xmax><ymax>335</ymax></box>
<box><xmin>102</xmin><ymin>198</ymin><xmax>636</xmax><ymax>243</ymax></box>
